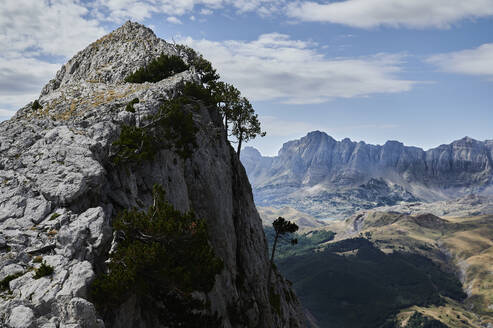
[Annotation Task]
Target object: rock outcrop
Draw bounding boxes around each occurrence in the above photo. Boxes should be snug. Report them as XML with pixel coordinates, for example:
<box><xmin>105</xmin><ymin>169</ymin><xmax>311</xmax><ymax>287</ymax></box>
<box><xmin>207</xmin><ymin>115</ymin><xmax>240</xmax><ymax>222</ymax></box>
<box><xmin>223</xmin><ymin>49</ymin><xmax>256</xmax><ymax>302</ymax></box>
<box><xmin>241</xmin><ymin>131</ymin><xmax>493</xmax><ymax>218</ymax></box>
<box><xmin>0</xmin><ymin>22</ymin><xmax>305</xmax><ymax>328</ymax></box>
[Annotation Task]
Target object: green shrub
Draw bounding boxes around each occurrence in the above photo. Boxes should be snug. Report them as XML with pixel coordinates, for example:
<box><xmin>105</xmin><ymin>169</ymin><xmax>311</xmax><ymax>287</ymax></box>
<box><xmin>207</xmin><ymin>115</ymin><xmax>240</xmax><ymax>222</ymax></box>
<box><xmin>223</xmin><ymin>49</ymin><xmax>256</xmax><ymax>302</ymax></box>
<box><xmin>32</xmin><ymin>100</ymin><xmax>42</xmax><ymax>110</ymax></box>
<box><xmin>0</xmin><ymin>272</ymin><xmax>23</xmax><ymax>291</ymax></box>
<box><xmin>175</xmin><ymin>45</ymin><xmax>219</xmax><ymax>84</ymax></box>
<box><xmin>111</xmin><ymin>125</ymin><xmax>158</xmax><ymax>165</ymax></box>
<box><xmin>49</xmin><ymin>213</ymin><xmax>60</xmax><ymax>221</ymax></box>
<box><xmin>125</xmin><ymin>98</ymin><xmax>139</xmax><ymax>113</ymax></box>
<box><xmin>182</xmin><ymin>82</ymin><xmax>214</xmax><ymax>105</ymax></box>
<box><xmin>155</xmin><ymin>98</ymin><xmax>198</xmax><ymax>159</ymax></box>
<box><xmin>111</xmin><ymin>96</ymin><xmax>198</xmax><ymax>164</ymax></box>
<box><xmin>125</xmin><ymin>54</ymin><xmax>189</xmax><ymax>83</ymax></box>
<box><xmin>33</xmin><ymin>262</ymin><xmax>54</xmax><ymax>279</ymax></box>
<box><xmin>89</xmin><ymin>185</ymin><xmax>223</xmax><ymax>326</ymax></box>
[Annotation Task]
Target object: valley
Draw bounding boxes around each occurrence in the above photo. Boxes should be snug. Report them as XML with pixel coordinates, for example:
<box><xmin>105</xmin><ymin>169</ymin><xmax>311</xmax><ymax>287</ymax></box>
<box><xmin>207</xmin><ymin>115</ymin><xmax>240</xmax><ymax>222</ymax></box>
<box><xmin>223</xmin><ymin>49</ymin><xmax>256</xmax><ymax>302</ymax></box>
<box><xmin>263</xmin><ymin>207</ymin><xmax>493</xmax><ymax>327</ymax></box>
<box><xmin>246</xmin><ymin>133</ymin><xmax>493</xmax><ymax>327</ymax></box>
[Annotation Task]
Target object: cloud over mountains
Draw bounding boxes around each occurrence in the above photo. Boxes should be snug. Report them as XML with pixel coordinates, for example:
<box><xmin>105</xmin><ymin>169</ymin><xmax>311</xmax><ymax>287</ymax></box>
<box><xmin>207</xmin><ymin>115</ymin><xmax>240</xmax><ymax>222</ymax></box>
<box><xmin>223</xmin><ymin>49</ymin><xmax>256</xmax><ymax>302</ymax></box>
<box><xmin>286</xmin><ymin>0</ymin><xmax>493</xmax><ymax>28</ymax></box>
<box><xmin>428</xmin><ymin>43</ymin><xmax>493</xmax><ymax>79</ymax></box>
<box><xmin>182</xmin><ymin>34</ymin><xmax>416</xmax><ymax>104</ymax></box>
<box><xmin>1</xmin><ymin>0</ymin><xmax>492</xmax><ymax>116</ymax></box>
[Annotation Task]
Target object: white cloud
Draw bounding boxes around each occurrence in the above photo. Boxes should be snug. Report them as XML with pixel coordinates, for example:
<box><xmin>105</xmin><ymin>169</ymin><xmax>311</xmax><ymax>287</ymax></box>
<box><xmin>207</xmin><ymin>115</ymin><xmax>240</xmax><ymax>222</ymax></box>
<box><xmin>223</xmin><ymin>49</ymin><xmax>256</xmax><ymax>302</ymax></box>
<box><xmin>93</xmin><ymin>0</ymin><xmax>284</xmax><ymax>21</ymax></box>
<box><xmin>180</xmin><ymin>33</ymin><xmax>416</xmax><ymax>104</ymax></box>
<box><xmin>427</xmin><ymin>43</ymin><xmax>493</xmax><ymax>78</ymax></box>
<box><xmin>0</xmin><ymin>0</ymin><xmax>107</xmax><ymax>115</ymax></box>
<box><xmin>286</xmin><ymin>0</ymin><xmax>493</xmax><ymax>28</ymax></box>
<box><xmin>0</xmin><ymin>109</ymin><xmax>19</xmax><ymax>117</ymax></box>
<box><xmin>200</xmin><ymin>8</ymin><xmax>214</xmax><ymax>15</ymax></box>
<box><xmin>0</xmin><ymin>57</ymin><xmax>61</xmax><ymax>110</ymax></box>
<box><xmin>0</xmin><ymin>0</ymin><xmax>105</xmax><ymax>58</ymax></box>
<box><xmin>93</xmin><ymin>0</ymin><xmax>156</xmax><ymax>22</ymax></box>
<box><xmin>167</xmin><ymin>16</ymin><xmax>183</xmax><ymax>24</ymax></box>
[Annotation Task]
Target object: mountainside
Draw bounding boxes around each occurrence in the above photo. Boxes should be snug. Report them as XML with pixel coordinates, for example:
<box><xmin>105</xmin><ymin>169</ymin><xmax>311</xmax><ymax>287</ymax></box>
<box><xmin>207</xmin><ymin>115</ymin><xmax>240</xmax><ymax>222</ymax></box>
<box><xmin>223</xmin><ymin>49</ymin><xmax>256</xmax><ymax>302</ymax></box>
<box><xmin>257</xmin><ymin>206</ymin><xmax>328</xmax><ymax>231</ymax></box>
<box><xmin>242</xmin><ymin>131</ymin><xmax>493</xmax><ymax>218</ymax></box>
<box><xmin>0</xmin><ymin>22</ymin><xmax>305</xmax><ymax>328</ymax></box>
<box><xmin>268</xmin><ymin>207</ymin><xmax>493</xmax><ymax>328</ymax></box>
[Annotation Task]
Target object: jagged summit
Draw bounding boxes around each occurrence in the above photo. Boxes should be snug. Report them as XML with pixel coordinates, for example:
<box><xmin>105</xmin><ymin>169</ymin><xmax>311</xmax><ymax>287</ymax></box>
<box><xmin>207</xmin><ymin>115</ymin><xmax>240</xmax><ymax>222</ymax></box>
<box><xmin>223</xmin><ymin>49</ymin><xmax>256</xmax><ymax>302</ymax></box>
<box><xmin>242</xmin><ymin>146</ymin><xmax>263</xmax><ymax>159</ymax></box>
<box><xmin>12</xmin><ymin>22</ymin><xmax>196</xmax><ymax>122</ymax></box>
<box><xmin>41</xmin><ymin>21</ymin><xmax>177</xmax><ymax>96</ymax></box>
<box><xmin>241</xmin><ymin>131</ymin><xmax>493</xmax><ymax>219</ymax></box>
<box><xmin>0</xmin><ymin>22</ymin><xmax>305</xmax><ymax>328</ymax></box>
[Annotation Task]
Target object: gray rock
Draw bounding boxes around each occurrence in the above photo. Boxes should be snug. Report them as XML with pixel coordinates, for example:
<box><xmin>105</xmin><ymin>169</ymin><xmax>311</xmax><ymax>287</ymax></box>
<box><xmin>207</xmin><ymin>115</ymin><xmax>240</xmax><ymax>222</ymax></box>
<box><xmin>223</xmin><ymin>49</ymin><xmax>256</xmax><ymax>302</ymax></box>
<box><xmin>40</xmin><ymin>21</ymin><xmax>177</xmax><ymax>95</ymax></box>
<box><xmin>25</xmin><ymin>197</ymin><xmax>52</xmax><ymax>224</ymax></box>
<box><xmin>57</xmin><ymin>261</ymin><xmax>94</xmax><ymax>298</ymax></box>
<box><xmin>241</xmin><ymin>132</ymin><xmax>493</xmax><ymax>219</ymax></box>
<box><xmin>57</xmin><ymin>297</ymin><xmax>104</xmax><ymax>328</ymax></box>
<box><xmin>0</xmin><ymin>21</ymin><xmax>305</xmax><ymax>328</ymax></box>
<box><xmin>0</xmin><ymin>264</ymin><xmax>23</xmax><ymax>281</ymax></box>
<box><xmin>8</xmin><ymin>305</ymin><xmax>34</xmax><ymax>328</ymax></box>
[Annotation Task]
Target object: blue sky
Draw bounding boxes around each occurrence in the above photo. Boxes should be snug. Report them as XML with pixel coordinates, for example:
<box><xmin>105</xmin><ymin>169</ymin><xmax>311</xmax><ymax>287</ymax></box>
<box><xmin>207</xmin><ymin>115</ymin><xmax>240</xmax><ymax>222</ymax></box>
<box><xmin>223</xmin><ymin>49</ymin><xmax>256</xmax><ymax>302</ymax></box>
<box><xmin>1</xmin><ymin>0</ymin><xmax>492</xmax><ymax>155</ymax></box>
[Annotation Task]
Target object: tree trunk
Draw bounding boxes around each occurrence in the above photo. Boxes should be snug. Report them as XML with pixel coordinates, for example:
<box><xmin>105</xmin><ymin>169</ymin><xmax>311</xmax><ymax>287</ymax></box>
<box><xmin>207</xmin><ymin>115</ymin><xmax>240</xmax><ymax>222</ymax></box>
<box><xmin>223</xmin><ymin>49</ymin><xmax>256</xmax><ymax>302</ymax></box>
<box><xmin>267</xmin><ymin>232</ymin><xmax>279</xmax><ymax>287</ymax></box>
<box><xmin>236</xmin><ymin>133</ymin><xmax>243</xmax><ymax>159</ymax></box>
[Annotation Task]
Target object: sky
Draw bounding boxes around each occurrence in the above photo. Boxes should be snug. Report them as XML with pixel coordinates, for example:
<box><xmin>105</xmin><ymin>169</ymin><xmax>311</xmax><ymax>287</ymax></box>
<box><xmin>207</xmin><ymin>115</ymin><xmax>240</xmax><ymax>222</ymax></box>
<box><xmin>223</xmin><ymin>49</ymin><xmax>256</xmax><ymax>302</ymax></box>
<box><xmin>1</xmin><ymin>0</ymin><xmax>493</xmax><ymax>156</ymax></box>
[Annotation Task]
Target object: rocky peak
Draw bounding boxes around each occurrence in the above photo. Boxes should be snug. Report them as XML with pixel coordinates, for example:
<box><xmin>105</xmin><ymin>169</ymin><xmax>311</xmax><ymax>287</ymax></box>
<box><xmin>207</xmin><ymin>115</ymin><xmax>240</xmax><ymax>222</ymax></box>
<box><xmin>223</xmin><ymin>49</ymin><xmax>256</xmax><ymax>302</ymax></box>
<box><xmin>1</xmin><ymin>22</ymin><xmax>305</xmax><ymax>328</ymax></box>
<box><xmin>451</xmin><ymin>136</ymin><xmax>482</xmax><ymax>148</ymax></box>
<box><xmin>303</xmin><ymin>130</ymin><xmax>336</xmax><ymax>145</ymax></box>
<box><xmin>41</xmin><ymin>21</ymin><xmax>177</xmax><ymax>96</ymax></box>
<box><xmin>241</xmin><ymin>146</ymin><xmax>262</xmax><ymax>160</ymax></box>
<box><xmin>278</xmin><ymin>130</ymin><xmax>336</xmax><ymax>158</ymax></box>
<box><xmin>383</xmin><ymin>140</ymin><xmax>404</xmax><ymax>149</ymax></box>
<box><xmin>241</xmin><ymin>131</ymin><xmax>493</xmax><ymax>219</ymax></box>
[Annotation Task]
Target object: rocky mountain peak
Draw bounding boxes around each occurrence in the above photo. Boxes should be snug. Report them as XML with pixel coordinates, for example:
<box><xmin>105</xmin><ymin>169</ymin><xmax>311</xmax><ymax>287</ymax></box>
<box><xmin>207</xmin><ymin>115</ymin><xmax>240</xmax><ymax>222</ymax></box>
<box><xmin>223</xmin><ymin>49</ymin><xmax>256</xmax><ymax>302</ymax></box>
<box><xmin>41</xmin><ymin>21</ymin><xmax>177</xmax><ymax>96</ymax></box>
<box><xmin>242</xmin><ymin>146</ymin><xmax>263</xmax><ymax>159</ymax></box>
<box><xmin>303</xmin><ymin>130</ymin><xmax>336</xmax><ymax>144</ymax></box>
<box><xmin>383</xmin><ymin>140</ymin><xmax>404</xmax><ymax>148</ymax></box>
<box><xmin>242</xmin><ymin>131</ymin><xmax>493</xmax><ymax>219</ymax></box>
<box><xmin>305</xmin><ymin>130</ymin><xmax>327</xmax><ymax>138</ymax></box>
<box><xmin>451</xmin><ymin>136</ymin><xmax>482</xmax><ymax>148</ymax></box>
<box><xmin>1</xmin><ymin>22</ymin><xmax>305</xmax><ymax>328</ymax></box>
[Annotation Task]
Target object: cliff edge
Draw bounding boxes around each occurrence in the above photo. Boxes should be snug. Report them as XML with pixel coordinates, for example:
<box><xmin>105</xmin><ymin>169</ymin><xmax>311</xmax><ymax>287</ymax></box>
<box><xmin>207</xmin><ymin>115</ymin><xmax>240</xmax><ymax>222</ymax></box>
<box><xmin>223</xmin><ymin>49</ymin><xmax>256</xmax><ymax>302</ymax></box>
<box><xmin>0</xmin><ymin>21</ymin><xmax>305</xmax><ymax>328</ymax></box>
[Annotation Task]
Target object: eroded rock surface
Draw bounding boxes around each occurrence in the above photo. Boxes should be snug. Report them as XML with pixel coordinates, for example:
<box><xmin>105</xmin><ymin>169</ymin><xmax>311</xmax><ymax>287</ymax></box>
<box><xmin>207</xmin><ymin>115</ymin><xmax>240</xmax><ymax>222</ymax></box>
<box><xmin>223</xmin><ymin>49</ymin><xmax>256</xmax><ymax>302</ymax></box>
<box><xmin>0</xmin><ymin>21</ymin><xmax>305</xmax><ymax>328</ymax></box>
<box><xmin>241</xmin><ymin>131</ymin><xmax>493</xmax><ymax>219</ymax></box>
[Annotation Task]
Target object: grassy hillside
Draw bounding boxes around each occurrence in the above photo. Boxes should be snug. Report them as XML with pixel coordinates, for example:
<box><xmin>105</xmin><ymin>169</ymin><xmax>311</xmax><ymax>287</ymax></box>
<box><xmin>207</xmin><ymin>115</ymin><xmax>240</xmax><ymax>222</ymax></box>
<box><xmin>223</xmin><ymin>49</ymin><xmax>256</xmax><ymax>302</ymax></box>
<box><xmin>257</xmin><ymin>206</ymin><xmax>328</xmax><ymax>231</ymax></box>
<box><xmin>441</xmin><ymin>216</ymin><xmax>493</xmax><ymax>319</ymax></box>
<box><xmin>269</xmin><ymin>212</ymin><xmax>493</xmax><ymax>328</ymax></box>
<box><xmin>264</xmin><ymin>226</ymin><xmax>335</xmax><ymax>259</ymax></box>
<box><xmin>277</xmin><ymin>238</ymin><xmax>465</xmax><ymax>328</ymax></box>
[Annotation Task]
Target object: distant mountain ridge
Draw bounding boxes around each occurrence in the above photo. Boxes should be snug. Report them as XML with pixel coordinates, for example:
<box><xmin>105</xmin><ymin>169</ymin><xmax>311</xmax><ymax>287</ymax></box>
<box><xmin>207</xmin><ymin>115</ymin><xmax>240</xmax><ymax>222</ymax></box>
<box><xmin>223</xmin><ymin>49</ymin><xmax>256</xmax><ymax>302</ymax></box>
<box><xmin>241</xmin><ymin>131</ymin><xmax>493</xmax><ymax>218</ymax></box>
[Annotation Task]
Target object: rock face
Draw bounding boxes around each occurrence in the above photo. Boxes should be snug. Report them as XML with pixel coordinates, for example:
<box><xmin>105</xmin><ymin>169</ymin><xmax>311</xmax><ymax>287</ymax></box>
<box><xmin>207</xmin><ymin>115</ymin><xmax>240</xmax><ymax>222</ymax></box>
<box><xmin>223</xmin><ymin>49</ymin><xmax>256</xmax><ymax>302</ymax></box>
<box><xmin>0</xmin><ymin>22</ymin><xmax>305</xmax><ymax>328</ymax></box>
<box><xmin>241</xmin><ymin>131</ymin><xmax>493</xmax><ymax>218</ymax></box>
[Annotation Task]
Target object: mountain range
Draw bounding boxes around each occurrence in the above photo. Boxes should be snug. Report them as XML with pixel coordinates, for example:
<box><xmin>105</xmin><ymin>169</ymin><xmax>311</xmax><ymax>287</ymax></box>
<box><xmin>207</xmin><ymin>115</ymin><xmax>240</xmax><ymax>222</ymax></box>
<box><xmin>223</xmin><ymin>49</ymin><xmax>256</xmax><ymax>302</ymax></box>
<box><xmin>242</xmin><ymin>131</ymin><xmax>493</xmax><ymax>219</ymax></box>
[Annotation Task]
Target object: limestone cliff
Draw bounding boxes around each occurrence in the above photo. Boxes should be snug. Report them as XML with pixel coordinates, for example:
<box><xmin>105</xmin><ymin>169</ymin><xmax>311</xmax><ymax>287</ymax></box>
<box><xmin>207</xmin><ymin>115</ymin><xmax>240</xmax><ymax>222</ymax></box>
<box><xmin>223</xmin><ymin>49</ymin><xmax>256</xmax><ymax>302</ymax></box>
<box><xmin>241</xmin><ymin>131</ymin><xmax>493</xmax><ymax>219</ymax></box>
<box><xmin>0</xmin><ymin>22</ymin><xmax>305</xmax><ymax>328</ymax></box>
